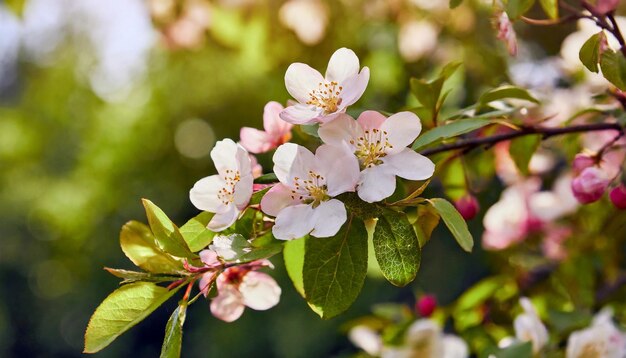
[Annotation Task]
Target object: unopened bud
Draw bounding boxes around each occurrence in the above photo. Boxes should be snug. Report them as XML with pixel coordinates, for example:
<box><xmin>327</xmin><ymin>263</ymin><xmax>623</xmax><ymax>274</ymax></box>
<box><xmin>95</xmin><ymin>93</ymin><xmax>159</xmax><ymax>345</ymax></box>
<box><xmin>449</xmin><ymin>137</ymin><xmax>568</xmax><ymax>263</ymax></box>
<box><xmin>572</xmin><ymin>153</ymin><xmax>595</xmax><ymax>175</ymax></box>
<box><xmin>571</xmin><ymin>167</ymin><xmax>610</xmax><ymax>204</ymax></box>
<box><xmin>595</xmin><ymin>0</ymin><xmax>619</xmax><ymax>15</ymax></box>
<box><xmin>455</xmin><ymin>195</ymin><xmax>480</xmax><ymax>220</ymax></box>
<box><xmin>609</xmin><ymin>185</ymin><xmax>626</xmax><ymax>209</ymax></box>
<box><xmin>416</xmin><ymin>295</ymin><xmax>437</xmax><ymax>317</ymax></box>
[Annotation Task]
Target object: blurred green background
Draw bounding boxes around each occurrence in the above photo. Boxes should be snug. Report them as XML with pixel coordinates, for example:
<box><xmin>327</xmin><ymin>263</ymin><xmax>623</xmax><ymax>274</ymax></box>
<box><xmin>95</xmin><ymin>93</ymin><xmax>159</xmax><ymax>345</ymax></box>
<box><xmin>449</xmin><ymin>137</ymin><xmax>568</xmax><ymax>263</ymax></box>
<box><xmin>0</xmin><ymin>0</ymin><xmax>575</xmax><ymax>356</ymax></box>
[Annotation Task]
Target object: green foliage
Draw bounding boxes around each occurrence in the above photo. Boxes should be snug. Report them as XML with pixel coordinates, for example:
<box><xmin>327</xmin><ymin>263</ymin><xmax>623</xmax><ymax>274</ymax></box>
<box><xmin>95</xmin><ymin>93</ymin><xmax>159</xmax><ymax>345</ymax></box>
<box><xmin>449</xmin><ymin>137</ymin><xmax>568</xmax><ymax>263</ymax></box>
<box><xmin>119</xmin><ymin>221</ymin><xmax>184</xmax><ymax>274</ymax></box>
<box><xmin>373</xmin><ymin>209</ymin><xmax>421</xmax><ymax>287</ymax></box>
<box><xmin>600</xmin><ymin>49</ymin><xmax>626</xmax><ymax>90</ymax></box>
<box><xmin>477</xmin><ymin>85</ymin><xmax>539</xmax><ymax>110</ymax></box>
<box><xmin>491</xmin><ymin>341</ymin><xmax>533</xmax><ymax>358</ymax></box>
<box><xmin>249</xmin><ymin>187</ymin><xmax>271</xmax><ymax>205</ymax></box>
<box><xmin>104</xmin><ymin>268</ymin><xmax>184</xmax><ymax>284</ymax></box>
<box><xmin>179</xmin><ymin>212</ymin><xmax>216</xmax><ymax>252</ymax></box>
<box><xmin>160</xmin><ymin>303</ymin><xmax>187</xmax><ymax>358</ymax></box>
<box><xmin>283</xmin><ymin>238</ymin><xmax>306</xmax><ymax>298</ymax></box>
<box><xmin>506</xmin><ymin>0</ymin><xmax>536</xmax><ymax>19</ymax></box>
<box><xmin>428</xmin><ymin>198</ymin><xmax>473</xmax><ymax>252</ymax></box>
<box><xmin>579</xmin><ymin>32</ymin><xmax>605</xmax><ymax>73</ymax></box>
<box><xmin>412</xmin><ymin>119</ymin><xmax>492</xmax><ymax>150</ymax></box>
<box><xmin>413</xmin><ymin>204</ymin><xmax>441</xmax><ymax>248</ymax></box>
<box><xmin>84</xmin><ymin>282</ymin><xmax>183</xmax><ymax>353</ymax></box>
<box><xmin>509</xmin><ymin>134</ymin><xmax>541</xmax><ymax>175</ymax></box>
<box><xmin>538</xmin><ymin>0</ymin><xmax>558</xmax><ymax>19</ymax></box>
<box><xmin>450</xmin><ymin>0</ymin><xmax>463</xmax><ymax>9</ymax></box>
<box><xmin>237</xmin><ymin>243</ymin><xmax>283</xmax><ymax>263</ymax></box>
<box><xmin>410</xmin><ymin>62</ymin><xmax>461</xmax><ymax>125</ymax></box>
<box><xmin>303</xmin><ymin>216</ymin><xmax>368</xmax><ymax>319</ymax></box>
<box><xmin>142</xmin><ymin>199</ymin><xmax>195</xmax><ymax>259</ymax></box>
<box><xmin>253</xmin><ymin>173</ymin><xmax>278</xmax><ymax>184</ymax></box>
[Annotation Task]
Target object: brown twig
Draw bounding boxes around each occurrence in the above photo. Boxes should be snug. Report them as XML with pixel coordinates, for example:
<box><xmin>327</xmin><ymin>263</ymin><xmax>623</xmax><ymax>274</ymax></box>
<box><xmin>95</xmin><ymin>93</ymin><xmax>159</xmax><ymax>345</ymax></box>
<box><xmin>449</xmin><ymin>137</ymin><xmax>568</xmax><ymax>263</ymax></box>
<box><xmin>419</xmin><ymin>122</ymin><xmax>624</xmax><ymax>157</ymax></box>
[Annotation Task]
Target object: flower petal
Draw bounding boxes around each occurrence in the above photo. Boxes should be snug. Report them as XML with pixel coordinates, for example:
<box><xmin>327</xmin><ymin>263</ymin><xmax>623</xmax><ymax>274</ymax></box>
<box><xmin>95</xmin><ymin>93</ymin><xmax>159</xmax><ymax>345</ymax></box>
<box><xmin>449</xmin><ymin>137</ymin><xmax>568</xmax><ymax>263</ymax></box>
<box><xmin>339</xmin><ymin>68</ymin><xmax>370</xmax><ymax>108</ymax></box>
<box><xmin>260</xmin><ymin>183</ymin><xmax>300</xmax><ymax>217</ymax></box>
<box><xmin>272</xmin><ymin>143</ymin><xmax>316</xmax><ymax>186</ymax></box>
<box><xmin>210</xmin><ymin>139</ymin><xmax>239</xmax><ymax>176</ymax></box>
<box><xmin>356</xmin><ymin>110</ymin><xmax>386</xmax><ymax>131</ymax></box>
<box><xmin>310</xmin><ymin>199</ymin><xmax>347</xmax><ymax>237</ymax></box>
<box><xmin>280</xmin><ymin>104</ymin><xmax>323</xmax><ymax>125</ymax></box>
<box><xmin>285</xmin><ymin>62</ymin><xmax>324</xmax><ymax>104</ymax></box>
<box><xmin>383</xmin><ymin>148</ymin><xmax>435</xmax><ymax>181</ymax></box>
<box><xmin>315</xmin><ymin>144</ymin><xmax>360</xmax><ymax>196</ymax></box>
<box><xmin>189</xmin><ymin>175</ymin><xmax>224</xmax><ymax>212</ymax></box>
<box><xmin>272</xmin><ymin>203</ymin><xmax>316</xmax><ymax>240</ymax></box>
<box><xmin>240</xmin><ymin>127</ymin><xmax>271</xmax><ymax>154</ymax></box>
<box><xmin>199</xmin><ymin>271</ymin><xmax>217</xmax><ymax>297</ymax></box>
<box><xmin>208</xmin><ymin>205</ymin><xmax>239</xmax><ymax>231</ymax></box>
<box><xmin>357</xmin><ymin>166</ymin><xmax>397</xmax><ymax>203</ymax></box>
<box><xmin>318</xmin><ymin>113</ymin><xmax>361</xmax><ymax>149</ymax></box>
<box><xmin>263</xmin><ymin>101</ymin><xmax>291</xmax><ymax>136</ymax></box>
<box><xmin>325</xmin><ymin>47</ymin><xmax>360</xmax><ymax>83</ymax></box>
<box><xmin>240</xmin><ymin>271</ymin><xmax>281</xmax><ymax>310</ymax></box>
<box><xmin>210</xmin><ymin>284</ymin><xmax>245</xmax><ymax>322</ymax></box>
<box><xmin>199</xmin><ymin>249</ymin><xmax>219</xmax><ymax>266</ymax></box>
<box><xmin>380</xmin><ymin>111</ymin><xmax>422</xmax><ymax>153</ymax></box>
<box><xmin>233</xmin><ymin>173</ymin><xmax>253</xmax><ymax>210</ymax></box>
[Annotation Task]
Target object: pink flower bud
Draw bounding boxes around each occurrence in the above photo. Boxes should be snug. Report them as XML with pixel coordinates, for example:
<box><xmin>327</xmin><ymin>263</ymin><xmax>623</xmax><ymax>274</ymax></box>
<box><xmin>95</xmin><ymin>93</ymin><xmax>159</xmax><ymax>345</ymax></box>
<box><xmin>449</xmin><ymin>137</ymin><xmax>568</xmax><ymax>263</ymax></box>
<box><xmin>416</xmin><ymin>295</ymin><xmax>437</xmax><ymax>317</ymax></box>
<box><xmin>609</xmin><ymin>185</ymin><xmax>626</xmax><ymax>209</ymax></box>
<box><xmin>454</xmin><ymin>195</ymin><xmax>480</xmax><ymax>220</ymax></box>
<box><xmin>572</xmin><ymin>153</ymin><xmax>595</xmax><ymax>175</ymax></box>
<box><xmin>571</xmin><ymin>167</ymin><xmax>610</xmax><ymax>204</ymax></box>
<box><xmin>595</xmin><ymin>0</ymin><xmax>619</xmax><ymax>15</ymax></box>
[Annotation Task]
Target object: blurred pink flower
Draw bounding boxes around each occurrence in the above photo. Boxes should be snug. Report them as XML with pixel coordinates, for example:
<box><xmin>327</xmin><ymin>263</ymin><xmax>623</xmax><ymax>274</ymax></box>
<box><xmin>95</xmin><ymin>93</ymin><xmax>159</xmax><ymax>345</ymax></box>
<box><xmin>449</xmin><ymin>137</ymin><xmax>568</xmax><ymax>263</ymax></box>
<box><xmin>281</xmin><ymin>48</ymin><xmax>369</xmax><ymax>125</ymax></box>
<box><xmin>240</xmin><ymin>101</ymin><xmax>293</xmax><ymax>154</ymax></box>
<box><xmin>495</xmin><ymin>11</ymin><xmax>517</xmax><ymax>56</ymax></box>
<box><xmin>210</xmin><ymin>260</ymin><xmax>281</xmax><ymax>322</ymax></box>
<box><xmin>318</xmin><ymin>111</ymin><xmax>434</xmax><ymax>203</ymax></box>
<box><xmin>609</xmin><ymin>185</ymin><xmax>626</xmax><ymax>209</ymax></box>
<box><xmin>454</xmin><ymin>195</ymin><xmax>480</xmax><ymax>220</ymax></box>
<box><xmin>541</xmin><ymin>226</ymin><xmax>572</xmax><ymax>261</ymax></box>
<box><xmin>416</xmin><ymin>295</ymin><xmax>437</xmax><ymax>318</ymax></box>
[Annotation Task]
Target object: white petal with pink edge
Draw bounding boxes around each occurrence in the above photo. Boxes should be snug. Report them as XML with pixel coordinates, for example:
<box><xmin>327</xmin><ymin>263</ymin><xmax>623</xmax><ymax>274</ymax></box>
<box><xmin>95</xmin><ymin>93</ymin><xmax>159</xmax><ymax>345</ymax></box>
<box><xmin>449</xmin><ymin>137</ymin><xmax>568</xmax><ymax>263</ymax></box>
<box><xmin>310</xmin><ymin>199</ymin><xmax>347</xmax><ymax>237</ymax></box>
<box><xmin>325</xmin><ymin>47</ymin><xmax>361</xmax><ymax>83</ymax></box>
<box><xmin>285</xmin><ymin>63</ymin><xmax>324</xmax><ymax>104</ymax></box>
<box><xmin>380</xmin><ymin>111</ymin><xmax>422</xmax><ymax>153</ymax></box>
<box><xmin>240</xmin><ymin>271</ymin><xmax>281</xmax><ymax>310</ymax></box>
<box><xmin>357</xmin><ymin>166</ymin><xmax>397</xmax><ymax>203</ymax></box>
<box><xmin>383</xmin><ymin>148</ymin><xmax>434</xmax><ymax>181</ymax></box>
<box><xmin>272</xmin><ymin>203</ymin><xmax>316</xmax><ymax>240</ymax></box>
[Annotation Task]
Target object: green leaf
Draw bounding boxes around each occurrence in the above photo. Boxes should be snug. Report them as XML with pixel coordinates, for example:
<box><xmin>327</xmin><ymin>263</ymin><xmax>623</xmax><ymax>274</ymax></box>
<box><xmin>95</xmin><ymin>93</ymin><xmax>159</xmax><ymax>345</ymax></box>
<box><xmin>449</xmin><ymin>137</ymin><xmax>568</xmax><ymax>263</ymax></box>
<box><xmin>410</xmin><ymin>77</ymin><xmax>442</xmax><ymax>114</ymax></box>
<box><xmin>142</xmin><ymin>199</ymin><xmax>194</xmax><ymax>259</ymax></box>
<box><xmin>538</xmin><ymin>0</ymin><xmax>558</xmax><ymax>19</ymax></box>
<box><xmin>412</xmin><ymin>119</ymin><xmax>492</xmax><ymax>150</ymax></box>
<box><xmin>493</xmin><ymin>341</ymin><xmax>533</xmax><ymax>358</ymax></box>
<box><xmin>600</xmin><ymin>49</ymin><xmax>626</xmax><ymax>90</ymax></box>
<box><xmin>338</xmin><ymin>192</ymin><xmax>382</xmax><ymax>220</ymax></box>
<box><xmin>450</xmin><ymin>0</ymin><xmax>463</xmax><ymax>8</ymax></box>
<box><xmin>84</xmin><ymin>282</ymin><xmax>183</xmax><ymax>353</ymax></box>
<box><xmin>428</xmin><ymin>198</ymin><xmax>473</xmax><ymax>252</ymax></box>
<box><xmin>253</xmin><ymin>173</ymin><xmax>278</xmax><ymax>184</ymax></box>
<box><xmin>237</xmin><ymin>243</ymin><xmax>283</xmax><ymax>263</ymax></box>
<box><xmin>160</xmin><ymin>303</ymin><xmax>187</xmax><ymax>358</ymax></box>
<box><xmin>303</xmin><ymin>216</ymin><xmax>368</xmax><ymax>319</ymax></box>
<box><xmin>5</xmin><ymin>0</ymin><xmax>26</xmax><ymax>16</ymax></box>
<box><xmin>250</xmin><ymin>187</ymin><xmax>270</xmax><ymax>205</ymax></box>
<box><xmin>478</xmin><ymin>85</ymin><xmax>539</xmax><ymax>109</ymax></box>
<box><xmin>373</xmin><ymin>209</ymin><xmax>421</xmax><ymax>287</ymax></box>
<box><xmin>179</xmin><ymin>212</ymin><xmax>216</xmax><ymax>252</ymax></box>
<box><xmin>413</xmin><ymin>204</ymin><xmax>440</xmax><ymax>248</ymax></box>
<box><xmin>300</xmin><ymin>123</ymin><xmax>320</xmax><ymax>138</ymax></box>
<box><xmin>506</xmin><ymin>0</ymin><xmax>536</xmax><ymax>19</ymax></box>
<box><xmin>579</xmin><ymin>32</ymin><xmax>605</xmax><ymax>73</ymax></box>
<box><xmin>283</xmin><ymin>238</ymin><xmax>306</xmax><ymax>298</ymax></box>
<box><xmin>120</xmin><ymin>221</ymin><xmax>184</xmax><ymax>274</ymax></box>
<box><xmin>104</xmin><ymin>268</ymin><xmax>184</xmax><ymax>284</ymax></box>
<box><xmin>509</xmin><ymin>134</ymin><xmax>541</xmax><ymax>175</ymax></box>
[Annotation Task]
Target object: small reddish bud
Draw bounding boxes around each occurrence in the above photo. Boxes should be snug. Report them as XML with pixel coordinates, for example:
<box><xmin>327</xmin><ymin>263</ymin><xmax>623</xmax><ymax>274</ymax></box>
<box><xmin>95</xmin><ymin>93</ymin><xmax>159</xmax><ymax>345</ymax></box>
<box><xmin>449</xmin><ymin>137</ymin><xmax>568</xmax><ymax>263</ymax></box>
<box><xmin>416</xmin><ymin>295</ymin><xmax>437</xmax><ymax>317</ymax></box>
<box><xmin>454</xmin><ymin>195</ymin><xmax>480</xmax><ymax>220</ymax></box>
<box><xmin>572</xmin><ymin>153</ymin><xmax>595</xmax><ymax>175</ymax></box>
<box><xmin>595</xmin><ymin>0</ymin><xmax>620</xmax><ymax>15</ymax></box>
<box><xmin>609</xmin><ymin>185</ymin><xmax>626</xmax><ymax>209</ymax></box>
<box><xmin>571</xmin><ymin>167</ymin><xmax>610</xmax><ymax>204</ymax></box>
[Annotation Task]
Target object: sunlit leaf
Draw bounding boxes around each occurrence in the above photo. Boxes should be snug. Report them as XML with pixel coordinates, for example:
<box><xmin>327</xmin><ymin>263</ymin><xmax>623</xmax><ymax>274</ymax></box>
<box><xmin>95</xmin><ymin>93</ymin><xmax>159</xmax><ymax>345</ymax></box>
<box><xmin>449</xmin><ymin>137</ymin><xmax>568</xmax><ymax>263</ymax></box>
<box><xmin>142</xmin><ymin>199</ymin><xmax>194</xmax><ymax>259</ymax></box>
<box><xmin>412</xmin><ymin>119</ymin><xmax>491</xmax><ymax>150</ymax></box>
<box><xmin>104</xmin><ymin>268</ymin><xmax>183</xmax><ymax>284</ymax></box>
<box><xmin>119</xmin><ymin>221</ymin><xmax>184</xmax><ymax>274</ymax></box>
<box><xmin>413</xmin><ymin>204</ymin><xmax>440</xmax><ymax>248</ymax></box>
<box><xmin>179</xmin><ymin>212</ymin><xmax>215</xmax><ymax>252</ymax></box>
<box><xmin>509</xmin><ymin>134</ymin><xmax>541</xmax><ymax>175</ymax></box>
<box><xmin>478</xmin><ymin>85</ymin><xmax>539</xmax><ymax>109</ymax></box>
<box><xmin>373</xmin><ymin>209</ymin><xmax>421</xmax><ymax>287</ymax></box>
<box><xmin>428</xmin><ymin>198</ymin><xmax>473</xmax><ymax>252</ymax></box>
<box><xmin>303</xmin><ymin>216</ymin><xmax>368</xmax><ymax>319</ymax></box>
<box><xmin>538</xmin><ymin>0</ymin><xmax>558</xmax><ymax>19</ymax></box>
<box><xmin>600</xmin><ymin>49</ymin><xmax>626</xmax><ymax>90</ymax></box>
<box><xmin>160</xmin><ymin>303</ymin><xmax>187</xmax><ymax>358</ymax></box>
<box><xmin>283</xmin><ymin>238</ymin><xmax>306</xmax><ymax>298</ymax></box>
<box><xmin>506</xmin><ymin>0</ymin><xmax>536</xmax><ymax>19</ymax></box>
<box><xmin>579</xmin><ymin>32</ymin><xmax>605</xmax><ymax>73</ymax></box>
<box><xmin>84</xmin><ymin>282</ymin><xmax>183</xmax><ymax>353</ymax></box>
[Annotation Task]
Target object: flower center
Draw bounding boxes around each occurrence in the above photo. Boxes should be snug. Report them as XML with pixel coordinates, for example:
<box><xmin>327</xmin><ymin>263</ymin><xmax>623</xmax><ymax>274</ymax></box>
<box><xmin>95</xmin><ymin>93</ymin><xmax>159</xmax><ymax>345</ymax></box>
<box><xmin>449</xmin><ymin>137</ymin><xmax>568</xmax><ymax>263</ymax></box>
<box><xmin>306</xmin><ymin>81</ymin><xmax>343</xmax><ymax>114</ymax></box>
<box><xmin>291</xmin><ymin>170</ymin><xmax>329</xmax><ymax>208</ymax></box>
<box><xmin>217</xmin><ymin>169</ymin><xmax>241</xmax><ymax>205</ymax></box>
<box><xmin>578</xmin><ymin>342</ymin><xmax>606</xmax><ymax>358</ymax></box>
<box><xmin>350</xmin><ymin>128</ymin><xmax>393</xmax><ymax>169</ymax></box>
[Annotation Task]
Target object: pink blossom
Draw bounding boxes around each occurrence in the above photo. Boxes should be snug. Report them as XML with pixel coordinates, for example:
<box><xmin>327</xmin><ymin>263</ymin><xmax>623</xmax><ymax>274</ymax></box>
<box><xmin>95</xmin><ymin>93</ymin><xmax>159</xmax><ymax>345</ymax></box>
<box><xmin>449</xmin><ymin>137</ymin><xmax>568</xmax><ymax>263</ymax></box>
<box><xmin>595</xmin><ymin>0</ymin><xmax>620</xmax><ymax>15</ymax></box>
<box><xmin>281</xmin><ymin>48</ymin><xmax>369</xmax><ymax>125</ymax></box>
<box><xmin>240</xmin><ymin>101</ymin><xmax>293</xmax><ymax>154</ymax></box>
<box><xmin>495</xmin><ymin>11</ymin><xmax>517</xmax><ymax>56</ymax></box>
<box><xmin>249</xmin><ymin>154</ymin><xmax>263</xmax><ymax>178</ymax></box>
<box><xmin>198</xmin><ymin>249</ymin><xmax>220</xmax><ymax>296</ymax></box>
<box><xmin>541</xmin><ymin>226</ymin><xmax>571</xmax><ymax>261</ymax></box>
<box><xmin>571</xmin><ymin>167</ymin><xmax>610</xmax><ymax>204</ymax></box>
<box><xmin>609</xmin><ymin>185</ymin><xmax>626</xmax><ymax>209</ymax></box>
<box><xmin>454</xmin><ymin>195</ymin><xmax>480</xmax><ymax>220</ymax></box>
<box><xmin>210</xmin><ymin>260</ymin><xmax>281</xmax><ymax>322</ymax></box>
<box><xmin>572</xmin><ymin>153</ymin><xmax>595</xmax><ymax>175</ymax></box>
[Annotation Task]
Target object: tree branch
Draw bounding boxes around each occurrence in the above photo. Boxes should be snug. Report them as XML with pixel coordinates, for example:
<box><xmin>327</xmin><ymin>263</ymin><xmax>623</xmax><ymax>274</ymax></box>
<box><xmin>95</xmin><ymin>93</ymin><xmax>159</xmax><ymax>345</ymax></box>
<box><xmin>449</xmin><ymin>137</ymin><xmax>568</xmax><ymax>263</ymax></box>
<box><xmin>419</xmin><ymin>122</ymin><xmax>624</xmax><ymax>157</ymax></box>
